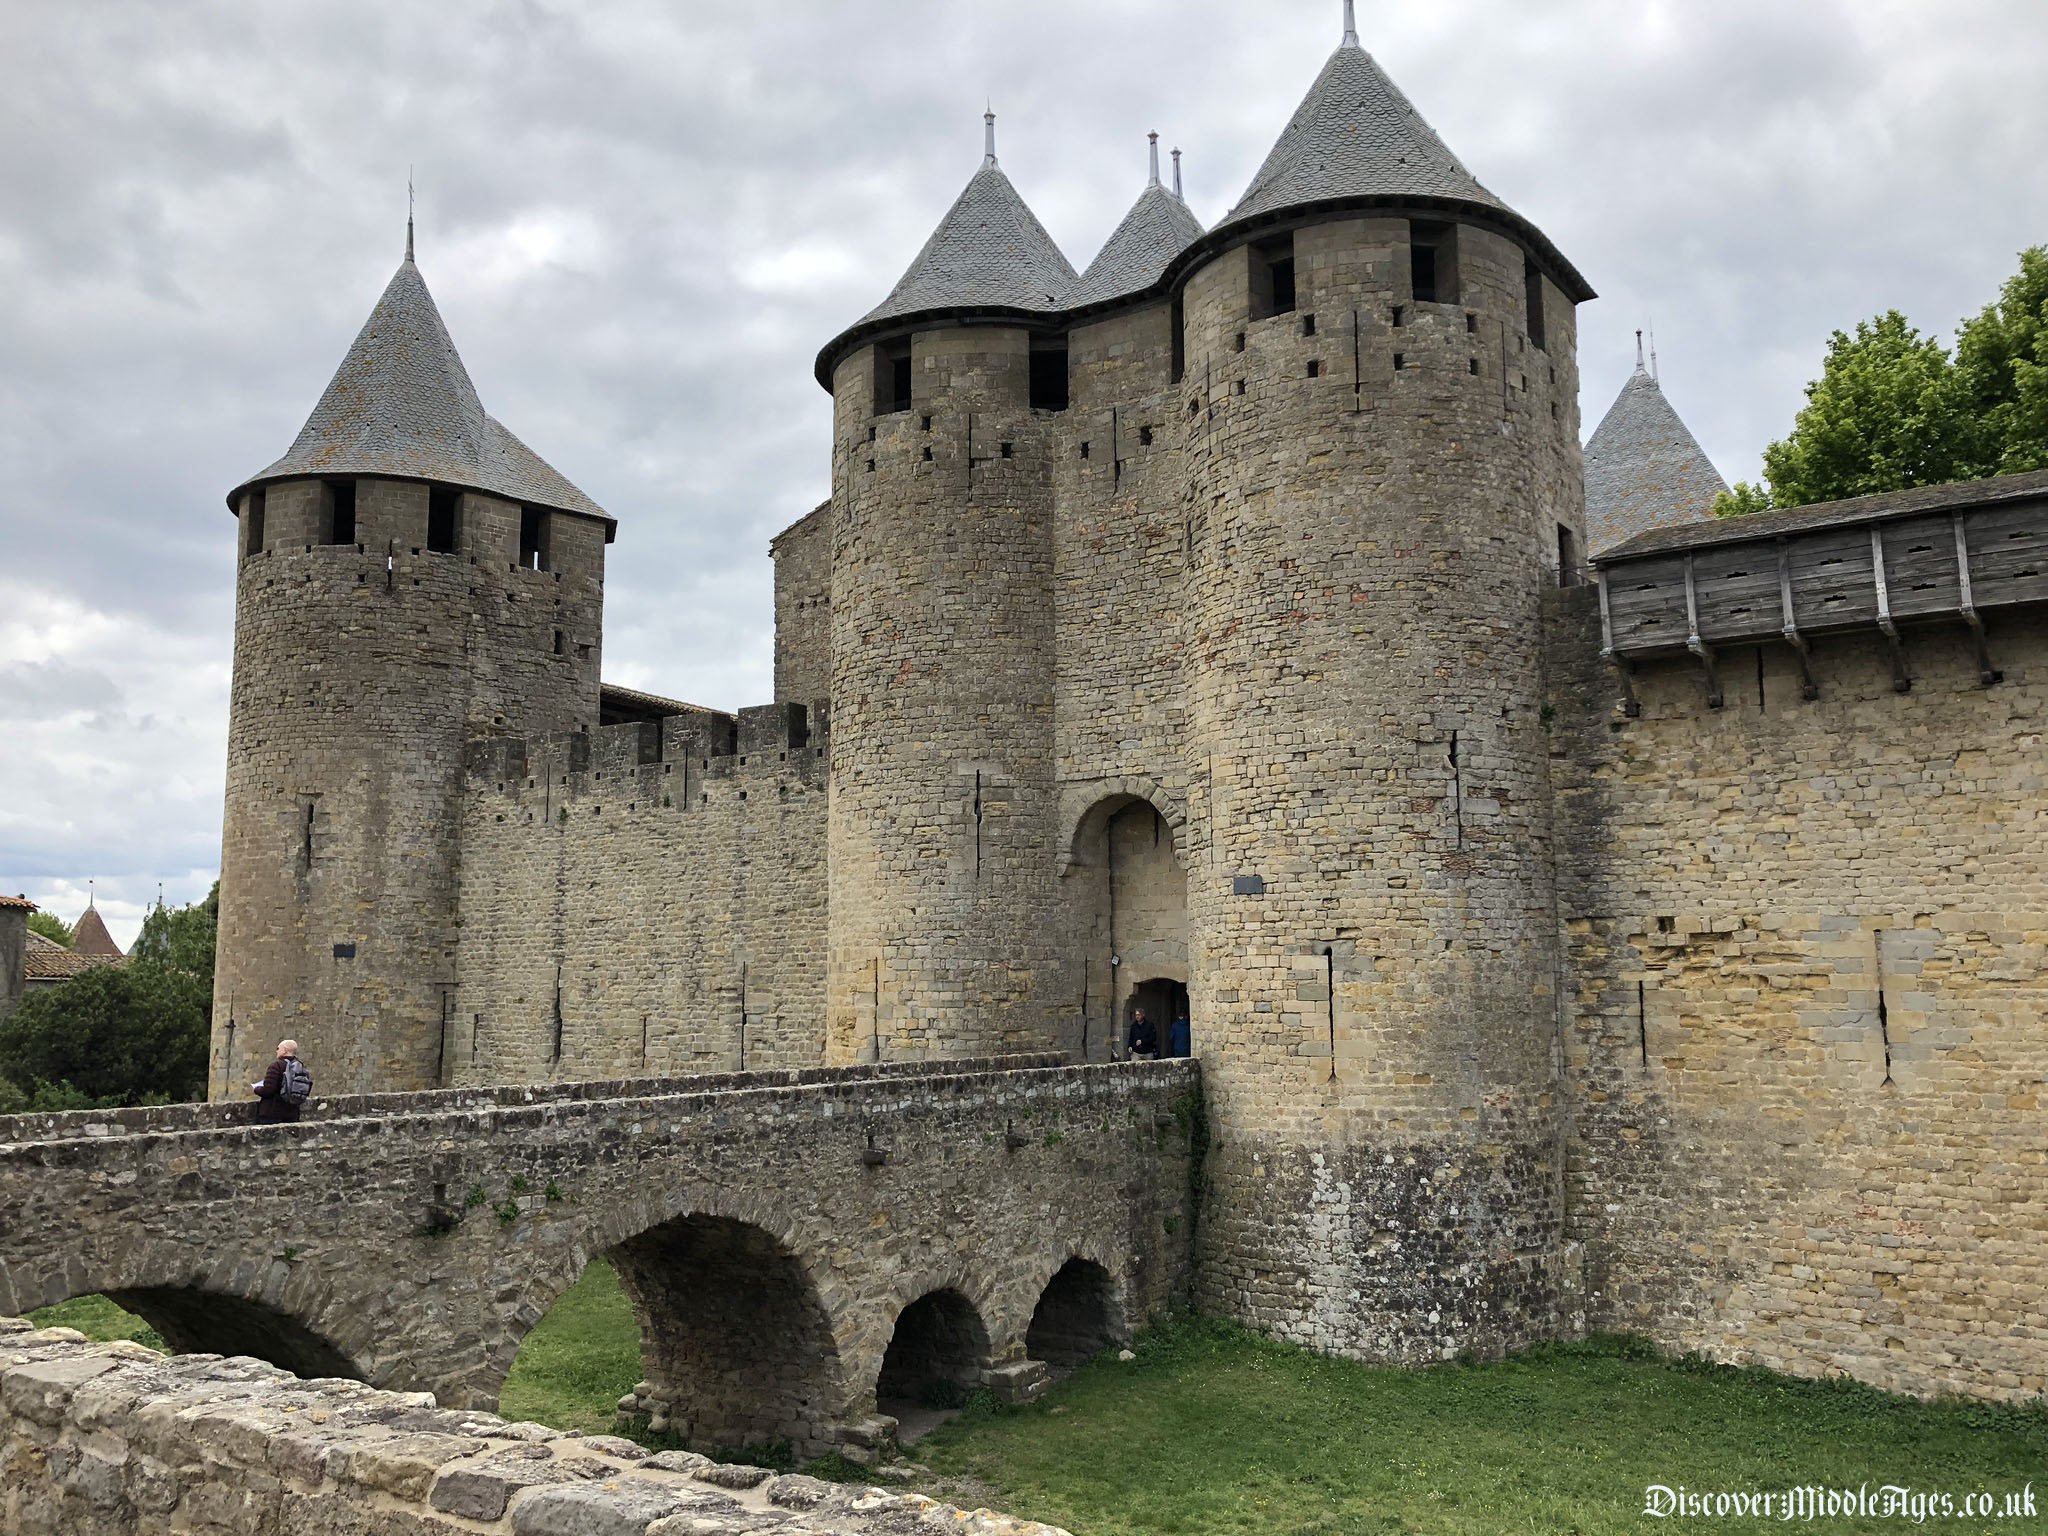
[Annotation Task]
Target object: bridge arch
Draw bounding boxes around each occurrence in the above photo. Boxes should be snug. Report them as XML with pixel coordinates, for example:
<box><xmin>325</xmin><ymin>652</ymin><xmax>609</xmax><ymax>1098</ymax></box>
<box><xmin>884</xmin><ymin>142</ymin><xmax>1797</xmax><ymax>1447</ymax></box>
<box><xmin>875</xmin><ymin>1285</ymin><xmax>993</xmax><ymax>1414</ymax></box>
<box><xmin>1025</xmin><ymin>1256</ymin><xmax>1127</xmax><ymax>1372</ymax></box>
<box><xmin>502</xmin><ymin>1187</ymin><xmax>857</xmax><ymax>1456</ymax></box>
<box><xmin>2</xmin><ymin>1239</ymin><xmax>368</xmax><ymax>1383</ymax></box>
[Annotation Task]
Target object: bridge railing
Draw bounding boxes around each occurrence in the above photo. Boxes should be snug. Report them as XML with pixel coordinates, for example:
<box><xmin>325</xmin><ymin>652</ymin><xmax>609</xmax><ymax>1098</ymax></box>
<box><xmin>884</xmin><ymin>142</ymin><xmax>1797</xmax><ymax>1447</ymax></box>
<box><xmin>0</xmin><ymin>1051</ymin><xmax>1070</xmax><ymax>1147</ymax></box>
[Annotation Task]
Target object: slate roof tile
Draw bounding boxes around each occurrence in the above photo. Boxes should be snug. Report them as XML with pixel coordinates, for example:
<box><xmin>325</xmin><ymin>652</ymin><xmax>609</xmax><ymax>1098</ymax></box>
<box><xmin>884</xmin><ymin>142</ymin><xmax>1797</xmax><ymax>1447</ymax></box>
<box><xmin>1584</xmin><ymin>367</ymin><xmax>1729</xmax><ymax>553</ymax></box>
<box><xmin>1066</xmin><ymin>183</ymin><xmax>1206</xmax><ymax>311</ymax></box>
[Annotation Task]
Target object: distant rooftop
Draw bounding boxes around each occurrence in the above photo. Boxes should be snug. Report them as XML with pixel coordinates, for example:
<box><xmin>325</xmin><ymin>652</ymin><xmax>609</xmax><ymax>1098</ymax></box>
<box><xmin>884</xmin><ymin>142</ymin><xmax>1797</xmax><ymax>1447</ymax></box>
<box><xmin>1584</xmin><ymin>362</ymin><xmax>1728</xmax><ymax>553</ymax></box>
<box><xmin>23</xmin><ymin>931</ymin><xmax>119</xmax><ymax>983</ymax></box>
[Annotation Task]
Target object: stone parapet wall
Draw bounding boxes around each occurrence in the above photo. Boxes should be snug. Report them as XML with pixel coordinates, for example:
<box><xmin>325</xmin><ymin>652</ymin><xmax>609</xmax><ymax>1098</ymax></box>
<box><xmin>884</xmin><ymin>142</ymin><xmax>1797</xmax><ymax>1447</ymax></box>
<box><xmin>0</xmin><ymin>1320</ymin><xmax>1065</xmax><ymax>1535</ymax></box>
<box><xmin>1547</xmin><ymin>586</ymin><xmax>2048</xmax><ymax>1400</ymax></box>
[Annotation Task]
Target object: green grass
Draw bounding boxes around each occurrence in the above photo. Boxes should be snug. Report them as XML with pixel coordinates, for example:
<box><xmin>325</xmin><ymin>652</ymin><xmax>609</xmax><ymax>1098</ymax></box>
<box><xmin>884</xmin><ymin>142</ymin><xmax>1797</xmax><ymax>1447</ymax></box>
<box><xmin>498</xmin><ymin>1257</ymin><xmax>643</xmax><ymax>1434</ymax></box>
<box><xmin>27</xmin><ymin>1293</ymin><xmax>165</xmax><ymax>1352</ymax></box>
<box><xmin>909</xmin><ymin>1322</ymin><xmax>2048</xmax><ymax>1536</ymax></box>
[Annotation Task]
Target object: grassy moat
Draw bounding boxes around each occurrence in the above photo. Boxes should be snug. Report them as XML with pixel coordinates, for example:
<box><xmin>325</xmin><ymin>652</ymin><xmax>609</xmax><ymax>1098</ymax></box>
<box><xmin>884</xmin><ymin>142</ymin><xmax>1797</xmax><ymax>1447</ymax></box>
<box><xmin>34</xmin><ymin>1264</ymin><xmax>2046</xmax><ymax>1535</ymax></box>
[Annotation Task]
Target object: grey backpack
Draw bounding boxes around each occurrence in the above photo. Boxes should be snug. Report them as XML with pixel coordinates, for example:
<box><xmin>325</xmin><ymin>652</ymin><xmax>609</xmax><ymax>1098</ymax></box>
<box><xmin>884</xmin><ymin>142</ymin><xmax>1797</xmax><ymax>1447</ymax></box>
<box><xmin>279</xmin><ymin>1057</ymin><xmax>313</xmax><ymax>1107</ymax></box>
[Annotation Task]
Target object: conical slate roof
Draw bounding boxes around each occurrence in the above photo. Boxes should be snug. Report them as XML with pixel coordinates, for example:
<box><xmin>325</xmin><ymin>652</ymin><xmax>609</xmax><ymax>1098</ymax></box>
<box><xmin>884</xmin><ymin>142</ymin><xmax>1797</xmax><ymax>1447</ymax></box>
<box><xmin>856</xmin><ymin>161</ymin><xmax>1078</xmax><ymax>329</ymax></box>
<box><xmin>230</xmin><ymin>244</ymin><xmax>607</xmax><ymax>525</ymax></box>
<box><xmin>1066</xmin><ymin>180</ymin><xmax>1206</xmax><ymax>311</ymax></box>
<box><xmin>70</xmin><ymin>905</ymin><xmax>123</xmax><ymax>959</ymax></box>
<box><xmin>1584</xmin><ymin>365</ymin><xmax>1728</xmax><ymax>552</ymax></box>
<box><xmin>1226</xmin><ymin>39</ymin><xmax>1508</xmax><ymax>228</ymax></box>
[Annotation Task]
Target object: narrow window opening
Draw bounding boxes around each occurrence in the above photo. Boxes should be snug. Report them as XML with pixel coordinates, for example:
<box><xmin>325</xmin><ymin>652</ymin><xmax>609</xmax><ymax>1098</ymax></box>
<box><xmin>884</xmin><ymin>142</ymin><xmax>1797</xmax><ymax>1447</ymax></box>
<box><xmin>867</xmin><ymin>425</ymin><xmax>877</xmax><ymax>444</ymax></box>
<box><xmin>1393</xmin><ymin>353</ymin><xmax>1406</xmax><ymax>371</ymax></box>
<box><xmin>1636</xmin><ymin>981</ymin><xmax>1648</xmax><ymax>1067</ymax></box>
<box><xmin>1079</xmin><ymin>441</ymin><xmax>1090</xmax><ymax>460</ymax></box>
<box><xmin>1409</xmin><ymin>220</ymin><xmax>1459</xmax><ymax>304</ymax></box>
<box><xmin>1235</xmin><ymin>379</ymin><xmax>1246</xmax><ymax>395</ymax></box>
<box><xmin>1524</xmin><ymin>256</ymin><xmax>1547</xmax><ymax>350</ymax></box>
<box><xmin>426</xmin><ymin>485</ymin><xmax>460</xmax><ymax>554</ymax></box>
<box><xmin>553</xmin><ymin>628</ymin><xmax>565</xmax><ymax>655</ymax></box>
<box><xmin>246</xmin><ymin>488</ymin><xmax>267</xmax><ymax>556</ymax></box>
<box><xmin>999</xmin><ymin>441</ymin><xmax>1013</xmax><ymax>459</ymax></box>
<box><xmin>1551</xmin><ymin>402</ymin><xmax>1560</xmax><ymax>420</ymax></box>
<box><xmin>1301</xmin><ymin>313</ymin><xmax>1317</xmax><ymax>337</ymax></box>
<box><xmin>1556</xmin><ymin>523</ymin><xmax>1580</xmax><ymax>587</ymax></box>
<box><xmin>1169</xmin><ymin>297</ymin><xmax>1186</xmax><ymax>384</ymax></box>
<box><xmin>920</xmin><ymin>414</ymin><xmax>932</xmax><ymax>431</ymax></box>
<box><xmin>1469</xmin><ymin>358</ymin><xmax>1480</xmax><ymax>376</ymax></box>
<box><xmin>1233</xmin><ymin>331</ymin><xmax>1246</xmax><ymax>353</ymax></box>
<box><xmin>1323</xmin><ymin>945</ymin><xmax>1337</xmax><ymax>1083</ymax></box>
<box><xmin>1248</xmin><ymin>232</ymin><xmax>1295</xmax><ymax>319</ymax></box>
<box><xmin>1447</xmin><ymin>731</ymin><xmax>1463</xmax><ymax>847</ymax></box>
<box><xmin>518</xmin><ymin>507</ymin><xmax>550</xmax><ymax>571</ymax></box>
<box><xmin>301</xmin><ymin>798</ymin><xmax>316</xmax><ymax>869</ymax></box>
<box><xmin>1029</xmin><ymin>339</ymin><xmax>1069</xmax><ymax>410</ymax></box>
<box><xmin>921</xmin><ymin>445</ymin><xmax>933</xmax><ymax>461</ymax></box>
<box><xmin>865</xmin><ymin>458</ymin><xmax>876</xmax><ymax>473</ymax></box>
<box><xmin>323</xmin><ymin>480</ymin><xmax>357</xmax><ymax>546</ymax></box>
<box><xmin>1306</xmin><ymin>359</ymin><xmax>1320</xmax><ymax>378</ymax></box>
<box><xmin>873</xmin><ymin>337</ymin><xmax>912</xmax><ymax>415</ymax></box>
<box><xmin>1138</xmin><ymin>425</ymin><xmax>1154</xmax><ymax>447</ymax></box>
<box><xmin>1465</xmin><ymin>312</ymin><xmax>1479</xmax><ymax>334</ymax></box>
<box><xmin>1874</xmin><ymin>929</ymin><xmax>1895</xmax><ymax>1087</ymax></box>
<box><xmin>1391</xmin><ymin>306</ymin><xmax>1405</xmax><ymax>328</ymax></box>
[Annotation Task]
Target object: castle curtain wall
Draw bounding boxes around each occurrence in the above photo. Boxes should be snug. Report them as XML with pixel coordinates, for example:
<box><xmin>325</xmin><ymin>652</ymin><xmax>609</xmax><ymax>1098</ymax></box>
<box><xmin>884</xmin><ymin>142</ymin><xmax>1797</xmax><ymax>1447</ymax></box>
<box><xmin>1548</xmin><ymin>590</ymin><xmax>2048</xmax><ymax>1401</ymax></box>
<box><xmin>452</xmin><ymin>710</ymin><xmax>828</xmax><ymax>1082</ymax></box>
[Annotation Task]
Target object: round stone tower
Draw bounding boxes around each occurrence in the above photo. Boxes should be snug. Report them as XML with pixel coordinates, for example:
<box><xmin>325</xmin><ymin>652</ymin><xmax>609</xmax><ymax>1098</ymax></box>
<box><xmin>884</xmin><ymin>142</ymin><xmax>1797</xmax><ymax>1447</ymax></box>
<box><xmin>1174</xmin><ymin>11</ymin><xmax>1593</xmax><ymax>1360</ymax></box>
<box><xmin>816</xmin><ymin>116</ymin><xmax>1078</xmax><ymax>1061</ymax></box>
<box><xmin>213</xmin><ymin>226</ymin><xmax>613</xmax><ymax>1098</ymax></box>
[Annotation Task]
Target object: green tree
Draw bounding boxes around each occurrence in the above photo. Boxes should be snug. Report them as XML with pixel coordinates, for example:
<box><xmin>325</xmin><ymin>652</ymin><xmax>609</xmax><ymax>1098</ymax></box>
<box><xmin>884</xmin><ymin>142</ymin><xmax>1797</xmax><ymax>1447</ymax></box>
<box><xmin>25</xmin><ymin>911</ymin><xmax>73</xmax><ymax>946</ymax></box>
<box><xmin>1714</xmin><ymin>248</ymin><xmax>2048</xmax><ymax>516</ymax></box>
<box><xmin>1955</xmin><ymin>246</ymin><xmax>2048</xmax><ymax>474</ymax></box>
<box><xmin>0</xmin><ymin>884</ymin><xmax>216</xmax><ymax>1108</ymax></box>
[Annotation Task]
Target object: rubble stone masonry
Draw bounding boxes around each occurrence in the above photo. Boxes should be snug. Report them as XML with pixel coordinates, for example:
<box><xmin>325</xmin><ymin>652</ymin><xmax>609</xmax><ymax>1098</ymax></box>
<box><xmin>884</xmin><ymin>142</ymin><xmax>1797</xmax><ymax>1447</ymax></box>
<box><xmin>1548</xmin><ymin>588</ymin><xmax>2048</xmax><ymax>1399</ymax></box>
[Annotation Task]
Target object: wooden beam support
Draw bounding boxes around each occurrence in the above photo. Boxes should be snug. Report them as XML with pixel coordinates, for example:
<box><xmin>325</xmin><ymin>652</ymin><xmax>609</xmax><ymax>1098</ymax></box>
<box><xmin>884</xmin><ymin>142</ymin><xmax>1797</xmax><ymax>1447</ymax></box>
<box><xmin>1775</xmin><ymin>539</ymin><xmax>1820</xmax><ymax>701</ymax></box>
<box><xmin>1952</xmin><ymin>512</ymin><xmax>2001</xmax><ymax>686</ymax></box>
<box><xmin>1870</xmin><ymin>526</ymin><xmax>1911</xmax><ymax>693</ymax></box>
<box><xmin>1595</xmin><ymin>570</ymin><xmax>1641</xmax><ymax>717</ymax></box>
<box><xmin>1683</xmin><ymin>554</ymin><xmax>1723</xmax><ymax>709</ymax></box>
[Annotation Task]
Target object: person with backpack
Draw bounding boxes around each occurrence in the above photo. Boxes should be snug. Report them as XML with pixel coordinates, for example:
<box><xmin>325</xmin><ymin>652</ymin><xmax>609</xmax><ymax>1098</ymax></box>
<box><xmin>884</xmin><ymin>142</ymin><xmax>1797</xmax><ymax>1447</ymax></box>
<box><xmin>252</xmin><ymin>1039</ymin><xmax>313</xmax><ymax>1124</ymax></box>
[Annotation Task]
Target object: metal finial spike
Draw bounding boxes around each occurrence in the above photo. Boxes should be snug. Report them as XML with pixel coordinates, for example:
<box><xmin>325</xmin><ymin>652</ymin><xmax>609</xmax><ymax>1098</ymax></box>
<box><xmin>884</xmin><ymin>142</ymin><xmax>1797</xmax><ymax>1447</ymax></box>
<box><xmin>1649</xmin><ymin>318</ymin><xmax>1660</xmax><ymax>381</ymax></box>
<box><xmin>1147</xmin><ymin>132</ymin><xmax>1160</xmax><ymax>188</ymax></box>
<box><xmin>1172</xmin><ymin>148</ymin><xmax>1183</xmax><ymax>198</ymax></box>
<box><xmin>984</xmin><ymin>107</ymin><xmax>997</xmax><ymax>167</ymax></box>
<box><xmin>406</xmin><ymin>166</ymin><xmax>415</xmax><ymax>261</ymax></box>
<box><xmin>1342</xmin><ymin>0</ymin><xmax>1360</xmax><ymax>46</ymax></box>
<box><xmin>1635</xmin><ymin>329</ymin><xmax>1645</xmax><ymax>372</ymax></box>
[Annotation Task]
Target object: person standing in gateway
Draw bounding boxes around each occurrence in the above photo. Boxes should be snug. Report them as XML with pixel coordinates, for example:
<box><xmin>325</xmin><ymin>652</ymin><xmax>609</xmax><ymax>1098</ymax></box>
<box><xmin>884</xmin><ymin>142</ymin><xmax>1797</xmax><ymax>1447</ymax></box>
<box><xmin>252</xmin><ymin>1039</ymin><xmax>313</xmax><ymax>1124</ymax></box>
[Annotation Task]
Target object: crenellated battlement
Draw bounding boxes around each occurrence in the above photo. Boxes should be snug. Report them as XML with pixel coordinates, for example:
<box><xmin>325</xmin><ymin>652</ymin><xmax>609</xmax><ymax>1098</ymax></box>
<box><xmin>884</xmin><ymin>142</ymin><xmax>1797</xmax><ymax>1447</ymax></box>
<box><xmin>464</xmin><ymin>700</ymin><xmax>828</xmax><ymax>820</ymax></box>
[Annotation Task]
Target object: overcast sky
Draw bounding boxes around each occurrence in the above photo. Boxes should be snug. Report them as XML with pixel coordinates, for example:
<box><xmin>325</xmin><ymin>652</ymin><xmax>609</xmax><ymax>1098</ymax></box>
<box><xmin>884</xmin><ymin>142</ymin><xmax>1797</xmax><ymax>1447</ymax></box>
<box><xmin>3</xmin><ymin>0</ymin><xmax>2045</xmax><ymax>946</ymax></box>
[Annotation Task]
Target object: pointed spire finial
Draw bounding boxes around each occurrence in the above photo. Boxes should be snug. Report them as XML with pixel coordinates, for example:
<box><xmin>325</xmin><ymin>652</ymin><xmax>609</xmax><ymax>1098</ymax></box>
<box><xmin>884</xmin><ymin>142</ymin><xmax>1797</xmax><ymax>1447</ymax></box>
<box><xmin>1147</xmin><ymin>131</ymin><xmax>1160</xmax><ymax>188</ymax></box>
<box><xmin>87</xmin><ymin>878</ymin><xmax>94</xmax><ymax>910</ymax></box>
<box><xmin>1172</xmin><ymin>147</ymin><xmax>1183</xmax><ymax>198</ymax></box>
<box><xmin>1634</xmin><ymin>329</ymin><xmax>1645</xmax><ymax>373</ymax></box>
<box><xmin>984</xmin><ymin>106</ymin><xmax>997</xmax><ymax>168</ymax></box>
<box><xmin>406</xmin><ymin>166</ymin><xmax>415</xmax><ymax>261</ymax></box>
<box><xmin>1342</xmin><ymin>0</ymin><xmax>1360</xmax><ymax>46</ymax></box>
<box><xmin>1649</xmin><ymin>318</ymin><xmax>1659</xmax><ymax>381</ymax></box>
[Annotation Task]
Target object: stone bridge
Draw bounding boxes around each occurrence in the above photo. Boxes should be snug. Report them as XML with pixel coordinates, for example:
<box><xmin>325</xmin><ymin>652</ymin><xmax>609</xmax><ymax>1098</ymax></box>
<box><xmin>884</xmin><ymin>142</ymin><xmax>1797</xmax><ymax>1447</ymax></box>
<box><xmin>0</xmin><ymin>1056</ymin><xmax>1199</xmax><ymax>1458</ymax></box>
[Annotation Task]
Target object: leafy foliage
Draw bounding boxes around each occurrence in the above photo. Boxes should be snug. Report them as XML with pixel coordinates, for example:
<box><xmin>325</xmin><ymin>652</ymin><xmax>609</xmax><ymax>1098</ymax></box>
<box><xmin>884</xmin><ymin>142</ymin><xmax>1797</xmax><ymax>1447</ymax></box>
<box><xmin>26</xmin><ymin>910</ymin><xmax>73</xmax><ymax>946</ymax></box>
<box><xmin>1715</xmin><ymin>248</ymin><xmax>2048</xmax><ymax>515</ymax></box>
<box><xmin>0</xmin><ymin>884</ymin><xmax>216</xmax><ymax>1109</ymax></box>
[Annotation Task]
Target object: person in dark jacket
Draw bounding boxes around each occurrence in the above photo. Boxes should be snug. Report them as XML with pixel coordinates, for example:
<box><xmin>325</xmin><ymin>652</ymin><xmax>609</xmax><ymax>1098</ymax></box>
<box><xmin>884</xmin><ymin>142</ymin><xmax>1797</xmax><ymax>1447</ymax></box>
<box><xmin>1126</xmin><ymin>1008</ymin><xmax>1160</xmax><ymax>1060</ymax></box>
<box><xmin>252</xmin><ymin>1039</ymin><xmax>306</xmax><ymax>1124</ymax></box>
<box><xmin>1167</xmin><ymin>1009</ymin><xmax>1192</xmax><ymax>1059</ymax></box>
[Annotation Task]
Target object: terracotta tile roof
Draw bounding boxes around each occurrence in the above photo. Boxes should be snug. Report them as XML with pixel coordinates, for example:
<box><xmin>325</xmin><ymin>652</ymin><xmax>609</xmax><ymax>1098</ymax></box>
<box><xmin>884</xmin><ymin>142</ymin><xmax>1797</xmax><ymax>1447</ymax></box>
<box><xmin>69</xmin><ymin>905</ymin><xmax>124</xmax><ymax>959</ymax></box>
<box><xmin>0</xmin><ymin>894</ymin><xmax>35</xmax><ymax>911</ymax></box>
<box><xmin>23</xmin><ymin>932</ymin><xmax>112</xmax><ymax>982</ymax></box>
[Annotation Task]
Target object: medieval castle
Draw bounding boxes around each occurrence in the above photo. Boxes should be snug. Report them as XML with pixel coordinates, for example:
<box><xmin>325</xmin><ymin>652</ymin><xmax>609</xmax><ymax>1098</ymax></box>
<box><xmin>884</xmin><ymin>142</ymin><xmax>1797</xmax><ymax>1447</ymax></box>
<box><xmin>202</xmin><ymin>5</ymin><xmax>2047</xmax><ymax>1406</ymax></box>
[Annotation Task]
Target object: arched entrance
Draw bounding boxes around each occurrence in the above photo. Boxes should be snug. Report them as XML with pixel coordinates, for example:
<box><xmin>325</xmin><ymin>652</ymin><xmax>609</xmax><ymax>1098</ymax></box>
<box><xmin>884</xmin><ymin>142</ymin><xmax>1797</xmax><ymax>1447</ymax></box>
<box><xmin>1026</xmin><ymin>1258</ymin><xmax>1124</xmax><ymax>1373</ymax></box>
<box><xmin>1066</xmin><ymin>793</ymin><xmax>1188</xmax><ymax>1061</ymax></box>
<box><xmin>606</xmin><ymin>1213</ymin><xmax>849</xmax><ymax>1455</ymax></box>
<box><xmin>1127</xmin><ymin>978</ymin><xmax>1190</xmax><ymax>1056</ymax></box>
<box><xmin>876</xmin><ymin>1288</ymin><xmax>990</xmax><ymax>1414</ymax></box>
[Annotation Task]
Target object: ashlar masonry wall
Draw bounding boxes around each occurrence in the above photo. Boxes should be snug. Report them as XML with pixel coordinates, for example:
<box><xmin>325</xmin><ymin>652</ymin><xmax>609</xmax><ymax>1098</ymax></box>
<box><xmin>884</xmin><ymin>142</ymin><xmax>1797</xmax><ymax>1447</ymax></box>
<box><xmin>1548</xmin><ymin>588</ymin><xmax>2048</xmax><ymax>1400</ymax></box>
<box><xmin>455</xmin><ymin>704</ymin><xmax>828</xmax><ymax>1082</ymax></box>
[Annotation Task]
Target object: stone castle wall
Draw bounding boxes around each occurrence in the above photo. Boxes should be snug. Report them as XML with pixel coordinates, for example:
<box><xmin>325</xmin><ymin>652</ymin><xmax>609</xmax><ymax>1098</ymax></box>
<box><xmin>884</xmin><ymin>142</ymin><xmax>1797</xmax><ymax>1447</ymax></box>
<box><xmin>772</xmin><ymin>501</ymin><xmax>833</xmax><ymax>707</ymax></box>
<box><xmin>1548</xmin><ymin>588</ymin><xmax>2048</xmax><ymax>1400</ymax></box>
<box><xmin>454</xmin><ymin>705</ymin><xmax>829</xmax><ymax>1082</ymax></box>
<box><xmin>0</xmin><ymin>1321</ymin><xmax>1067</xmax><ymax>1535</ymax></box>
<box><xmin>212</xmin><ymin>477</ymin><xmax>606</xmax><ymax>1099</ymax></box>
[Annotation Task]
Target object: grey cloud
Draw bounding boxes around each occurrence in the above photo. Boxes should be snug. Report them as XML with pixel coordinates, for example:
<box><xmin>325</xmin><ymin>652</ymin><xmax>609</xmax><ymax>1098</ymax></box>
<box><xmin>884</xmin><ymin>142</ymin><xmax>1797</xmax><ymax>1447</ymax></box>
<box><xmin>3</xmin><ymin>0</ymin><xmax>2045</xmax><ymax>923</ymax></box>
